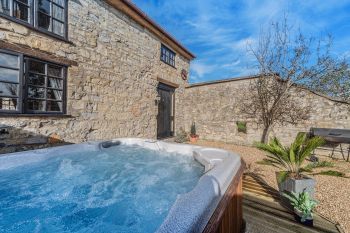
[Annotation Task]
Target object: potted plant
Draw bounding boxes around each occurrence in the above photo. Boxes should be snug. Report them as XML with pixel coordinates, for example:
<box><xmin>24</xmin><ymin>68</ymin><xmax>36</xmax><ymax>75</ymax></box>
<box><xmin>283</xmin><ymin>191</ymin><xmax>318</xmax><ymax>226</ymax></box>
<box><xmin>256</xmin><ymin>133</ymin><xmax>324</xmax><ymax>197</ymax></box>
<box><xmin>189</xmin><ymin>122</ymin><xmax>199</xmax><ymax>143</ymax></box>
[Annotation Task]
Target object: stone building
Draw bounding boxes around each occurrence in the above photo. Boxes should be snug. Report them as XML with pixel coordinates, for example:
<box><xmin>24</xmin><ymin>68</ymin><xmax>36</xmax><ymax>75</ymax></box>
<box><xmin>182</xmin><ymin>76</ymin><xmax>350</xmax><ymax>145</ymax></box>
<box><xmin>0</xmin><ymin>0</ymin><xmax>195</xmax><ymax>153</ymax></box>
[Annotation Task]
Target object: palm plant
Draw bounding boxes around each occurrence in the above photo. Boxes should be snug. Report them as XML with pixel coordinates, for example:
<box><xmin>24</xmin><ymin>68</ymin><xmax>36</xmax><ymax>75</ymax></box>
<box><xmin>256</xmin><ymin>133</ymin><xmax>325</xmax><ymax>182</ymax></box>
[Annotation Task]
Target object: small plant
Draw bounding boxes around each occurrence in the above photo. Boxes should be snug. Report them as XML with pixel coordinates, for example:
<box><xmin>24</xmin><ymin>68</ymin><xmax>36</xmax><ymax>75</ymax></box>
<box><xmin>283</xmin><ymin>191</ymin><xmax>318</xmax><ymax>222</ymax></box>
<box><xmin>315</xmin><ymin>170</ymin><xmax>346</xmax><ymax>177</ymax></box>
<box><xmin>255</xmin><ymin>133</ymin><xmax>325</xmax><ymax>183</ymax></box>
<box><xmin>256</xmin><ymin>159</ymin><xmax>274</xmax><ymax>166</ymax></box>
<box><xmin>302</xmin><ymin>161</ymin><xmax>334</xmax><ymax>172</ymax></box>
<box><xmin>189</xmin><ymin>122</ymin><xmax>199</xmax><ymax>143</ymax></box>
<box><xmin>236</xmin><ymin>121</ymin><xmax>247</xmax><ymax>133</ymax></box>
<box><xmin>175</xmin><ymin>128</ymin><xmax>188</xmax><ymax>143</ymax></box>
<box><xmin>190</xmin><ymin>122</ymin><xmax>197</xmax><ymax>137</ymax></box>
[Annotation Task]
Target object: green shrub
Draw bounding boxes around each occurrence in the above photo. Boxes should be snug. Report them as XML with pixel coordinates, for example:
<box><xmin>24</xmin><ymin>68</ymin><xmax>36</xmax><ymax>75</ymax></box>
<box><xmin>255</xmin><ymin>133</ymin><xmax>325</xmax><ymax>183</ymax></box>
<box><xmin>283</xmin><ymin>191</ymin><xmax>318</xmax><ymax>222</ymax></box>
<box><xmin>256</xmin><ymin>159</ymin><xmax>274</xmax><ymax>166</ymax></box>
<box><xmin>236</xmin><ymin>121</ymin><xmax>247</xmax><ymax>133</ymax></box>
<box><xmin>302</xmin><ymin>161</ymin><xmax>334</xmax><ymax>172</ymax></box>
<box><xmin>190</xmin><ymin>122</ymin><xmax>197</xmax><ymax>136</ymax></box>
<box><xmin>315</xmin><ymin>170</ymin><xmax>346</xmax><ymax>177</ymax></box>
<box><xmin>175</xmin><ymin>128</ymin><xmax>188</xmax><ymax>143</ymax></box>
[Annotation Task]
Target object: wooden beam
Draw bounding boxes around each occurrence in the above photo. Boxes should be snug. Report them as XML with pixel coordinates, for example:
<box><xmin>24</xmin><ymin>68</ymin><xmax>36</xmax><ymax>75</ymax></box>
<box><xmin>0</xmin><ymin>41</ymin><xmax>78</xmax><ymax>66</ymax></box>
<box><xmin>157</xmin><ymin>77</ymin><xmax>180</xmax><ymax>88</ymax></box>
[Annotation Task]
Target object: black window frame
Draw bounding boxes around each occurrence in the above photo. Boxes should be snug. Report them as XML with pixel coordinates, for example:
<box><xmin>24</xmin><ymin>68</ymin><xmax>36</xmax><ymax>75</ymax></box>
<box><xmin>0</xmin><ymin>0</ymin><xmax>68</xmax><ymax>40</ymax></box>
<box><xmin>0</xmin><ymin>49</ymin><xmax>23</xmax><ymax>114</ymax></box>
<box><xmin>161</xmin><ymin>44</ymin><xmax>176</xmax><ymax>68</ymax></box>
<box><xmin>0</xmin><ymin>49</ymin><xmax>67</xmax><ymax>115</ymax></box>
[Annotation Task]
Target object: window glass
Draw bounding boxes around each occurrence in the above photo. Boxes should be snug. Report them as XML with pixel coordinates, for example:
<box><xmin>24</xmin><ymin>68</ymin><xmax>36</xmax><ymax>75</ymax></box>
<box><xmin>13</xmin><ymin>0</ymin><xmax>29</xmax><ymax>21</ymax></box>
<box><xmin>47</xmin><ymin>89</ymin><xmax>62</xmax><ymax>100</ymax></box>
<box><xmin>38</xmin><ymin>11</ymin><xmax>51</xmax><ymax>30</ymax></box>
<box><xmin>0</xmin><ymin>53</ymin><xmax>19</xmax><ymax>68</ymax></box>
<box><xmin>0</xmin><ymin>83</ymin><xmax>18</xmax><ymax>96</ymax></box>
<box><xmin>0</xmin><ymin>67</ymin><xmax>19</xmax><ymax>82</ymax></box>
<box><xmin>47</xmin><ymin>100</ymin><xmax>62</xmax><ymax>111</ymax></box>
<box><xmin>52</xmin><ymin>0</ymin><xmax>63</xmax><ymax>7</ymax></box>
<box><xmin>52</xmin><ymin>4</ymin><xmax>63</xmax><ymax>21</ymax></box>
<box><xmin>48</xmin><ymin>77</ymin><xmax>62</xmax><ymax>88</ymax></box>
<box><xmin>0</xmin><ymin>97</ymin><xmax>18</xmax><ymax>110</ymax></box>
<box><xmin>1</xmin><ymin>0</ymin><xmax>66</xmax><ymax>38</ymax></box>
<box><xmin>0</xmin><ymin>0</ymin><xmax>11</xmax><ymax>15</ymax></box>
<box><xmin>26</xmin><ymin>99</ymin><xmax>45</xmax><ymax>111</ymax></box>
<box><xmin>29</xmin><ymin>60</ymin><xmax>45</xmax><ymax>74</ymax></box>
<box><xmin>160</xmin><ymin>45</ymin><xmax>176</xmax><ymax>67</ymax></box>
<box><xmin>38</xmin><ymin>0</ymin><xmax>50</xmax><ymax>14</ymax></box>
<box><xmin>28</xmin><ymin>74</ymin><xmax>46</xmax><ymax>86</ymax></box>
<box><xmin>27</xmin><ymin>86</ymin><xmax>45</xmax><ymax>98</ymax></box>
<box><xmin>0</xmin><ymin>51</ymin><xmax>66</xmax><ymax>113</ymax></box>
<box><xmin>52</xmin><ymin>20</ymin><xmax>64</xmax><ymax>36</ymax></box>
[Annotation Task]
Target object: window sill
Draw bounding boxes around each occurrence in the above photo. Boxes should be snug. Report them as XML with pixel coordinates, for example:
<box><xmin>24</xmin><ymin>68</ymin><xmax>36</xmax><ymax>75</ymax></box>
<box><xmin>0</xmin><ymin>113</ymin><xmax>73</xmax><ymax>118</ymax></box>
<box><xmin>0</xmin><ymin>14</ymin><xmax>73</xmax><ymax>45</ymax></box>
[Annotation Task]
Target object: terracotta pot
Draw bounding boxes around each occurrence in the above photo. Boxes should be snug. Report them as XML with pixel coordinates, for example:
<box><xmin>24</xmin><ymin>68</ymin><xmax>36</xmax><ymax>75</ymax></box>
<box><xmin>189</xmin><ymin>135</ymin><xmax>199</xmax><ymax>143</ymax></box>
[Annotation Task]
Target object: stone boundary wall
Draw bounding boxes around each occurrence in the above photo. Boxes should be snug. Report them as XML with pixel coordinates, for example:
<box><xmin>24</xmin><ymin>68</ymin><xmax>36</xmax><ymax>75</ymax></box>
<box><xmin>0</xmin><ymin>0</ymin><xmax>190</xmax><ymax>153</ymax></box>
<box><xmin>182</xmin><ymin>77</ymin><xmax>350</xmax><ymax>145</ymax></box>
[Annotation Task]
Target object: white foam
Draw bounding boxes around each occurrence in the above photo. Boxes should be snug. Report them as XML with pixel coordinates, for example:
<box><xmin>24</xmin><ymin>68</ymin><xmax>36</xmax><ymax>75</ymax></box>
<box><xmin>0</xmin><ymin>138</ymin><xmax>241</xmax><ymax>233</ymax></box>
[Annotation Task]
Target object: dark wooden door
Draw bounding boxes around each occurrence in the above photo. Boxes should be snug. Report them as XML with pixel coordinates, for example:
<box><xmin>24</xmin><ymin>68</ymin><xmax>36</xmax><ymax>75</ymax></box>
<box><xmin>157</xmin><ymin>83</ymin><xmax>174</xmax><ymax>139</ymax></box>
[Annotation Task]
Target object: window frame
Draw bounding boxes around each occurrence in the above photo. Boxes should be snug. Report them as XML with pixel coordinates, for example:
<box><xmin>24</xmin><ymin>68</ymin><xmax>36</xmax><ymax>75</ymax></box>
<box><xmin>0</xmin><ymin>0</ymin><xmax>68</xmax><ymax>40</ymax></box>
<box><xmin>161</xmin><ymin>44</ymin><xmax>176</xmax><ymax>68</ymax></box>
<box><xmin>0</xmin><ymin>49</ymin><xmax>67</xmax><ymax>115</ymax></box>
<box><xmin>0</xmin><ymin>49</ymin><xmax>23</xmax><ymax>114</ymax></box>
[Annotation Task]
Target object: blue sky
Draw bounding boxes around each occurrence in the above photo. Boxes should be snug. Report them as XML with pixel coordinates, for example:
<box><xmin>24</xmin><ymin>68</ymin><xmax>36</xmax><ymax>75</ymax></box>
<box><xmin>132</xmin><ymin>0</ymin><xmax>350</xmax><ymax>83</ymax></box>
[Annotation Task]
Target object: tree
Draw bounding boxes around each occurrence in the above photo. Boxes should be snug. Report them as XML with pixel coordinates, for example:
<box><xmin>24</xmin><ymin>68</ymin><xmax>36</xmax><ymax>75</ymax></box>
<box><xmin>238</xmin><ymin>17</ymin><xmax>349</xmax><ymax>143</ymax></box>
<box><xmin>306</xmin><ymin>64</ymin><xmax>350</xmax><ymax>103</ymax></box>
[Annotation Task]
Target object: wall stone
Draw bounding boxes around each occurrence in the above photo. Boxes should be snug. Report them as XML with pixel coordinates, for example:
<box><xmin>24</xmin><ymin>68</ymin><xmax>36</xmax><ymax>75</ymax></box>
<box><xmin>182</xmin><ymin>78</ymin><xmax>350</xmax><ymax>145</ymax></box>
<box><xmin>0</xmin><ymin>0</ymin><xmax>190</xmax><ymax>153</ymax></box>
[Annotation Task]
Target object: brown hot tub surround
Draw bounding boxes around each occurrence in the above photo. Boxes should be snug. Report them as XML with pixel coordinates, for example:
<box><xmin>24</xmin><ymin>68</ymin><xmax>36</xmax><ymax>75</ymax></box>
<box><xmin>203</xmin><ymin>160</ymin><xmax>245</xmax><ymax>233</ymax></box>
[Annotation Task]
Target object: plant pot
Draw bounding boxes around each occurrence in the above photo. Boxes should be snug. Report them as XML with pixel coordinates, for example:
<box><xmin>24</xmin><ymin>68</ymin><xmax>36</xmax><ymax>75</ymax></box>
<box><xmin>276</xmin><ymin>172</ymin><xmax>316</xmax><ymax>197</ymax></box>
<box><xmin>294</xmin><ymin>208</ymin><xmax>313</xmax><ymax>226</ymax></box>
<box><xmin>189</xmin><ymin>135</ymin><xmax>199</xmax><ymax>143</ymax></box>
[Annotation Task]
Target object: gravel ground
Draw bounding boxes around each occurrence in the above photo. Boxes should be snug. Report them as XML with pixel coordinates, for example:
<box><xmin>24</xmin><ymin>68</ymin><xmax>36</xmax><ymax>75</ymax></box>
<box><xmin>193</xmin><ymin>140</ymin><xmax>350</xmax><ymax>233</ymax></box>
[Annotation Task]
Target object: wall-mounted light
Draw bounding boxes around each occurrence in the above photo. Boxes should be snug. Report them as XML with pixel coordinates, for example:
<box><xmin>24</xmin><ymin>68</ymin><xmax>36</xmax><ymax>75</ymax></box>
<box><xmin>155</xmin><ymin>93</ymin><xmax>161</xmax><ymax>105</ymax></box>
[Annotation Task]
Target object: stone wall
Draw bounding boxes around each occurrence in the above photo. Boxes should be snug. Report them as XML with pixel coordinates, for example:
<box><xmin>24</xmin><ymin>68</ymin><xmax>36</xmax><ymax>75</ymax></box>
<box><xmin>182</xmin><ymin>78</ymin><xmax>350</xmax><ymax>145</ymax></box>
<box><xmin>0</xmin><ymin>0</ymin><xmax>190</xmax><ymax>153</ymax></box>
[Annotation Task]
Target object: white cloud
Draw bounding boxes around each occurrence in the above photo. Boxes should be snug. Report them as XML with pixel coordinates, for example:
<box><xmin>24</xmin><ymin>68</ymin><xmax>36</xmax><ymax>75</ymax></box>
<box><xmin>191</xmin><ymin>61</ymin><xmax>216</xmax><ymax>78</ymax></box>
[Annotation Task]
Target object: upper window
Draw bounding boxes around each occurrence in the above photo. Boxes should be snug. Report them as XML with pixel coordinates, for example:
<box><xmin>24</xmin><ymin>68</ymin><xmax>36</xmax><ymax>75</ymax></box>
<box><xmin>161</xmin><ymin>44</ymin><xmax>176</xmax><ymax>67</ymax></box>
<box><xmin>0</xmin><ymin>49</ymin><xmax>67</xmax><ymax>114</ymax></box>
<box><xmin>0</xmin><ymin>0</ymin><xmax>67</xmax><ymax>38</ymax></box>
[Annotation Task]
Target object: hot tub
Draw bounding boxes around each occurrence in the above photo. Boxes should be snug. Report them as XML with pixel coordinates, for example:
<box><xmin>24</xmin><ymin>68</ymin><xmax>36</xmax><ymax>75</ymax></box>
<box><xmin>0</xmin><ymin>138</ymin><xmax>244</xmax><ymax>233</ymax></box>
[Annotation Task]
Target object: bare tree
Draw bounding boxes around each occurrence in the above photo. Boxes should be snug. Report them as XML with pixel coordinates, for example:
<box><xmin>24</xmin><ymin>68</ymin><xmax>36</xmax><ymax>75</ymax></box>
<box><xmin>238</xmin><ymin>17</ymin><xmax>348</xmax><ymax>143</ymax></box>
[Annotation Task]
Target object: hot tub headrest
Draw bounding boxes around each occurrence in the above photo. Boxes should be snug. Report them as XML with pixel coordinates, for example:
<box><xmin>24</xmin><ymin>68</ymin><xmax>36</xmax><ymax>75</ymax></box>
<box><xmin>99</xmin><ymin>140</ymin><xmax>121</xmax><ymax>149</ymax></box>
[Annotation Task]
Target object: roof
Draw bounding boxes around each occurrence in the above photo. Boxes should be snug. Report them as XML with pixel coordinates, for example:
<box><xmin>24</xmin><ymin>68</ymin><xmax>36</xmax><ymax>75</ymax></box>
<box><xmin>105</xmin><ymin>0</ymin><xmax>195</xmax><ymax>60</ymax></box>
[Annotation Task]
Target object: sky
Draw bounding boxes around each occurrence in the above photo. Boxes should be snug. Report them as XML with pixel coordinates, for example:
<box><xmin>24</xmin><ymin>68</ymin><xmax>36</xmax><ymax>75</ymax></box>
<box><xmin>132</xmin><ymin>0</ymin><xmax>350</xmax><ymax>83</ymax></box>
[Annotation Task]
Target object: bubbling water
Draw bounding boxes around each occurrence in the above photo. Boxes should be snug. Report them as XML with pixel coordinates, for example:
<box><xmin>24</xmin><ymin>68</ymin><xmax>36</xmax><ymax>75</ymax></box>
<box><xmin>0</xmin><ymin>145</ymin><xmax>204</xmax><ymax>233</ymax></box>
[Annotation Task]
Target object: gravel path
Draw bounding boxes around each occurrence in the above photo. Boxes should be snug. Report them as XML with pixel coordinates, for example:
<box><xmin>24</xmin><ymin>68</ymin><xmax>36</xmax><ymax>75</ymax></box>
<box><xmin>194</xmin><ymin>140</ymin><xmax>350</xmax><ymax>233</ymax></box>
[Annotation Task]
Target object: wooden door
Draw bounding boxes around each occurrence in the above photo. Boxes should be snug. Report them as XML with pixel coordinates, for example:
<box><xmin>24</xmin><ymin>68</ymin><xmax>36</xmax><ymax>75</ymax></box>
<box><xmin>157</xmin><ymin>83</ymin><xmax>174</xmax><ymax>139</ymax></box>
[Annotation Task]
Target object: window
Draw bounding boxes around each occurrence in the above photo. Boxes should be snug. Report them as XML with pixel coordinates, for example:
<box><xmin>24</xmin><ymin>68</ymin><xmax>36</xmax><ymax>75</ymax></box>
<box><xmin>0</xmin><ymin>49</ymin><xmax>66</xmax><ymax>114</ymax></box>
<box><xmin>0</xmin><ymin>0</ymin><xmax>30</xmax><ymax>22</ymax></box>
<box><xmin>0</xmin><ymin>0</ymin><xmax>67</xmax><ymax>38</ymax></box>
<box><xmin>161</xmin><ymin>44</ymin><xmax>176</xmax><ymax>67</ymax></box>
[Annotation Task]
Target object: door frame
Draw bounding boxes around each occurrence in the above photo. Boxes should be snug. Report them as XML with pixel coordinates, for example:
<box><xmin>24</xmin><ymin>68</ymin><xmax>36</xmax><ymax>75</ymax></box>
<box><xmin>157</xmin><ymin>82</ymin><xmax>176</xmax><ymax>139</ymax></box>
